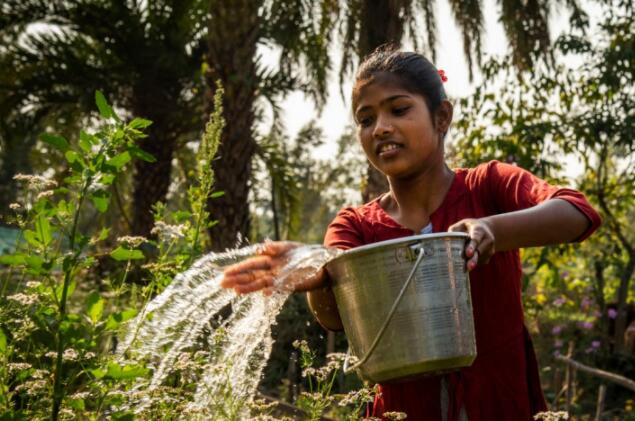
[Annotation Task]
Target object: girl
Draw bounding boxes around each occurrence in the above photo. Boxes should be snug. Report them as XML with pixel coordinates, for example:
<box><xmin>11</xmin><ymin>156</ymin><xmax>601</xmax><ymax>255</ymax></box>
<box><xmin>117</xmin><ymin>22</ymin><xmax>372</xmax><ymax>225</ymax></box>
<box><xmin>221</xmin><ymin>47</ymin><xmax>601</xmax><ymax>420</ymax></box>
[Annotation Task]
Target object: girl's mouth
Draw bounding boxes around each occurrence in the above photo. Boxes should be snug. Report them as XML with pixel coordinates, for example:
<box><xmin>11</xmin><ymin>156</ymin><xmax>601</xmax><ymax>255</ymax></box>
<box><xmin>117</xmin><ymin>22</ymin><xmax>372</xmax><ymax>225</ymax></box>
<box><xmin>377</xmin><ymin>142</ymin><xmax>402</xmax><ymax>157</ymax></box>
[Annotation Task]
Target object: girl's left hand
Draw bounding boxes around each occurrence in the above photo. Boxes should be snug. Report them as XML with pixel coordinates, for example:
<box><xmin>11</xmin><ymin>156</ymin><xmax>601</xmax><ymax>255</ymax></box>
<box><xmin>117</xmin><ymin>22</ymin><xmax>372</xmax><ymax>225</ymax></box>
<box><xmin>448</xmin><ymin>218</ymin><xmax>495</xmax><ymax>271</ymax></box>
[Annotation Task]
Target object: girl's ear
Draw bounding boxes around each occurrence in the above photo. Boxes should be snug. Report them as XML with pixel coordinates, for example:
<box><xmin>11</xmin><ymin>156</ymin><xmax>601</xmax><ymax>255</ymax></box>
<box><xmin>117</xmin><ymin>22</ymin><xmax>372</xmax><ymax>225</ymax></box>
<box><xmin>435</xmin><ymin>100</ymin><xmax>453</xmax><ymax>135</ymax></box>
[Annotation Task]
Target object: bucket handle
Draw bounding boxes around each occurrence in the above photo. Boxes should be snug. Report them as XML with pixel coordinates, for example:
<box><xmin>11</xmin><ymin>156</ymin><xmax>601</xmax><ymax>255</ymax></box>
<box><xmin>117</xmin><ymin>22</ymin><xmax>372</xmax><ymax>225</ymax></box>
<box><xmin>344</xmin><ymin>244</ymin><xmax>427</xmax><ymax>374</ymax></box>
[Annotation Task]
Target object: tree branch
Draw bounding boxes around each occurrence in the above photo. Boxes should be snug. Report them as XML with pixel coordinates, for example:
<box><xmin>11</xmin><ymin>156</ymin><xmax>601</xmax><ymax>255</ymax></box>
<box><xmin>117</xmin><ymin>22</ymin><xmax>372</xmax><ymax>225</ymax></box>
<box><xmin>556</xmin><ymin>355</ymin><xmax>635</xmax><ymax>392</ymax></box>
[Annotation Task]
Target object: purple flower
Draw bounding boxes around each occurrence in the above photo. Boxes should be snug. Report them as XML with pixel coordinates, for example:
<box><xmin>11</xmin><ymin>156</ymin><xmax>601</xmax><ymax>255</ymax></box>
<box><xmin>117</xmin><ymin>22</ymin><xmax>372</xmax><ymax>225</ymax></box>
<box><xmin>553</xmin><ymin>297</ymin><xmax>566</xmax><ymax>307</ymax></box>
<box><xmin>607</xmin><ymin>308</ymin><xmax>618</xmax><ymax>319</ymax></box>
<box><xmin>578</xmin><ymin>321</ymin><xmax>593</xmax><ymax>330</ymax></box>
<box><xmin>561</xmin><ymin>271</ymin><xmax>570</xmax><ymax>279</ymax></box>
<box><xmin>581</xmin><ymin>297</ymin><xmax>593</xmax><ymax>308</ymax></box>
<box><xmin>554</xmin><ymin>339</ymin><xmax>563</xmax><ymax>348</ymax></box>
<box><xmin>552</xmin><ymin>325</ymin><xmax>563</xmax><ymax>335</ymax></box>
<box><xmin>591</xmin><ymin>340</ymin><xmax>601</xmax><ymax>348</ymax></box>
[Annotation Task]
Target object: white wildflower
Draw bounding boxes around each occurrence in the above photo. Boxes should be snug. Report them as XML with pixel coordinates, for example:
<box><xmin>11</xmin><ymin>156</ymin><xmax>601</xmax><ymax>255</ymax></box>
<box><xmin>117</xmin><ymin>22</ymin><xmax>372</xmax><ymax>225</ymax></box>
<box><xmin>9</xmin><ymin>203</ymin><xmax>21</xmax><ymax>210</ymax></box>
<box><xmin>338</xmin><ymin>386</ymin><xmax>376</xmax><ymax>406</ymax></box>
<box><xmin>383</xmin><ymin>411</ymin><xmax>408</xmax><ymax>420</ymax></box>
<box><xmin>151</xmin><ymin>221</ymin><xmax>187</xmax><ymax>241</ymax></box>
<box><xmin>8</xmin><ymin>362</ymin><xmax>32</xmax><ymax>373</ymax></box>
<box><xmin>84</xmin><ymin>352</ymin><xmax>96</xmax><ymax>359</ymax></box>
<box><xmin>58</xmin><ymin>407</ymin><xmax>75</xmax><ymax>420</ymax></box>
<box><xmin>534</xmin><ymin>411</ymin><xmax>569</xmax><ymax>421</ymax></box>
<box><xmin>70</xmin><ymin>391</ymin><xmax>91</xmax><ymax>400</ymax></box>
<box><xmin>36</xmin><ymin>190</ymin><xmax>55</xmax><ymax>200</ymax></box>
<box><xmin>15</xmin><ymin>379</ymin><xmax>47</xmax><ymax>395</ymax></box>
<box><xmin>26</xmin><ymin>281</ymin><xmax>42</xmax><ymax>289</ymax></box>
<box><xmin>248</xmin><ymin>398</ymin><xmax>278</xmax><ymax>412</ymax></box>
<box><xmin>117</xmin><ymin>236</ymin><xmax>148</xmax><ymax>247</ymax></box>
<box><xmin>62</xmin><ymin>348</ymin><xmax>79</xmax><ymax>361</ymax></box>
<box><xmin>87</xmin><ymin>179</ymin><xmax>107</xmax><ymax>194</ymax></box>
<box><xmin>7</xmin><ymin>293</ymin><xmax>39</xmax><ymax>306</ymax></box>
<box><xmin>13</xmin><ymin>174</ymin><xmax>57</xmax><ymax>191</ymax></box>
<box><xmin>174</xmin><ymin>353</ymin><xmax>192</xmax><ymax>370</ymax></box>
<box><xmin>31</xmin><ymin>369</ymin><xmax>49</xmax><ymax>379</ymax></box>
<box><xmin>292</xmin><ymin>339</ymin><xmax>310</xmax><ymax>355</ymax></box>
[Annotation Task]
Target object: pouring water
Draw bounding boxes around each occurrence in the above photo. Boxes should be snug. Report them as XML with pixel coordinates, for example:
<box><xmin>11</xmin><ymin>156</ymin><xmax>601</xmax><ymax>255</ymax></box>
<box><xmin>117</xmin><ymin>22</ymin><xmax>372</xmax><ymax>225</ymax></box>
<box><xmin>116</xmin><ymin>243</ymin><xmax>339</xmax><ymax>417</ymax></box>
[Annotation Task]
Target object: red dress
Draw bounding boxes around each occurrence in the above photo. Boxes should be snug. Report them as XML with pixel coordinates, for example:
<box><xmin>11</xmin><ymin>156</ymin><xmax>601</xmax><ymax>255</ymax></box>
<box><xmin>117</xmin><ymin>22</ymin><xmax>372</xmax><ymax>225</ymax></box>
<box><xmin>323</xmin><ymin>161</ymin><xmax>601</xmax><ymax>421</ymax></box>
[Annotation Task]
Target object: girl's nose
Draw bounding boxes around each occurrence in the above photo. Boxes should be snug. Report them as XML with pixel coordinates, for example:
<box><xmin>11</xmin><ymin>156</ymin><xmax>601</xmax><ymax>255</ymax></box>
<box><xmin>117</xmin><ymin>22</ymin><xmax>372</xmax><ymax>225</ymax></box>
<box><xmin>373</xmin><ymin>115</ymin><xmax>393</xmax><ymax>138</ymax></box>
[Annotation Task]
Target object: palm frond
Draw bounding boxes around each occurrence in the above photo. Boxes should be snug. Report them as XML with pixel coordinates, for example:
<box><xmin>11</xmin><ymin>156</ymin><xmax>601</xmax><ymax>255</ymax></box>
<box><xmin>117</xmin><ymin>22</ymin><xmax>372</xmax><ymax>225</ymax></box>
<box><xmin>498</xmin><ymin>0</ymin><xmax>552</xmax><ymax>71</ymax></box>
<box><xmin>447</xmin><ymin>0</ymin><xmax>484</xmax><ymax>81</ymax></box>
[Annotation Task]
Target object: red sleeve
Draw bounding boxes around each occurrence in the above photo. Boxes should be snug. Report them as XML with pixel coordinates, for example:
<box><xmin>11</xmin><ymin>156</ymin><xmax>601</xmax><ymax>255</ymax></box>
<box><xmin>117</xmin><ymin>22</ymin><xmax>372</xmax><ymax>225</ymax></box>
<box><xmin>480</xmin><ymin>161</ymin><xmax>601</xmax><ymax>242</ymax></box>
<box><xmin>323</xmin><ymin>208</ymin><xmax>365</xmax><ymax>250</ymax></box>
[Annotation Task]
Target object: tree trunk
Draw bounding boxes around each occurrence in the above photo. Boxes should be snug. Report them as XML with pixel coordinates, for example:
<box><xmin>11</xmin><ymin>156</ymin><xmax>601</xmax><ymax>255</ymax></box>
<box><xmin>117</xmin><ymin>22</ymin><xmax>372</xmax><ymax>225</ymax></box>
<box><xmin>358</xmin><ymin>0</ymin><xmax>405</xmax><ymax>203</ymax></box>
<box><xmin>130</xmin><ymin>90</ymin><xmax>179</xmax><ymax>237</ymax></box>
<box><xmin>0</xmin><ymin>122</ymin><xmax>37</xmax><ymax>224</ymax></box>
<box><xmin>205</xmin><ymin>0</ymin><xmax>262</xmax><ymax>251</ymax></box>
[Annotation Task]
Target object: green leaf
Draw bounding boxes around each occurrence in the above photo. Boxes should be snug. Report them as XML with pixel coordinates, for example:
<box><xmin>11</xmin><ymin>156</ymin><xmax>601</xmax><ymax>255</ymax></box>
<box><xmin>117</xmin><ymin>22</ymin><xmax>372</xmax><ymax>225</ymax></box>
<box><xmin>128</xmin><ymin>118</ymin><xmax>152</xmax><ymax>129</ymax></box>
<box><xmin>25</xmin><ymin>256</ymin><xmax>44</xmax><ymax>271</ymax></box>
<box><xmin>110</xmin><ymin>246</ymin><xmax>144</xmax><ymax>261</ymax></box>
<box><xmin>65</xmin><ymin>150</ymin><xmax>84</xmax><ymax>168</ymax></box>
<box><xmin>89</xmin><ymin>367</ymin><xmax>106</xmax><ymax>379</ymax></box>
<box><xmin>0</xmin><ymin>329</ymin><xmax>6</xmax><ymax>354</ymax></box>
<box><xmin>101</xmin><ymin>173</ymin><xmax>116</xmax><ymax>185</ymax></box>
<box><xmin>210</xmin><ymin>191</ymin><xmax>225</xmax><ymax>198</ymax></box>
<box><xmin>128</xmin><ymin>146</ymin><xmax>156</xmax><ymax>163</ymax></box>
<box><xmin>86</xmin><ymin>292</ymin><xmax>104</xmax><ymax>324</ymax></box>
<box><xmin>64</xmin><ymin>151</ymin><xmax>79</xmax><ymax>164</ymax></box>
<box><xmin>23</xmin><ymin>230</ymin><xmax>41</xmax><ymax>248</ymax></box>
<box><xmin>105</xmin><ymin>308</ymin><xmax>137</xmax><ymax>330</ymax></box>
<box><xmin>111</xmin><ymin>412</ymin><xmax>135</xmax><ymax>421</ymax></box>
<box><xmin>172</xmin><ymin>210</ymin><xmax>192</xmax><ymax>222</ymax></box>
<box><xmin>106</xmin><ymin>151</ymin><xmax>131</xmax><ymax>170</ymax></box>
<box><xmin>95</xmin><ymin>90</ymin><xmax>118</xmax><ymax>121</ymax></box>
<box><xmin>68</xmin><ymin>398</ymin><xmax>85</xmax><ymax>410</ymax></box>
<box><xmin>106</xmin><ymin>362</ymin><xmax>148</xmax><ymax>380</ymax></box>
<box><xmin>35</xmin><ymin>214</ymin><xmax>52</xmax><ymax>246</ymax></box>
<box><xmin>79</xmin><ymin>131</ymin><xmax>95</xmax><ymax>152</ymax></box>
<box><xmin>98</xmin><ymin>228</ymin><xmax>110</xmax><ymax>241</ymax></box>
<box><xmin>40</xmin><ymin>133</ymin><xmax>69</xmax><ymax>152</ymax></box>
<box><xmin>91</xmin><ymin>191</ymin><xmax>110</xmax><ymax>213</ymax></box>
<box><xmin>113</xmin><ymin>129</ymin><xmax>125</xmax><ymax>140</ymax></box>
<box><xmin>0</xmin><ymin>254</ymin><xmax>27</xmax><ymax>266</ymax></box>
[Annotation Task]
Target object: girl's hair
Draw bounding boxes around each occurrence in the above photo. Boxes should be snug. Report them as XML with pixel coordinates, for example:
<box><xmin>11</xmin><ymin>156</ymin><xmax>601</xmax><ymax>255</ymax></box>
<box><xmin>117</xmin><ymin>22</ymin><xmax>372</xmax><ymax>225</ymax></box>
<box><xmin>352</xmin><ymin>45</ymin><xmax>447</xmax><ymax>114</ymax></box>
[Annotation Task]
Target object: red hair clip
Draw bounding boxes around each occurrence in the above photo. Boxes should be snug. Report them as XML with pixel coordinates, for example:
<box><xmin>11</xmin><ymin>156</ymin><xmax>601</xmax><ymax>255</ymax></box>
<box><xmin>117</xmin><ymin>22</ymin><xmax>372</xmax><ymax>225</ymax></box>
<box><xmin>438</xmin><ymin>69</ymin><xmax>448</xmax><ymax>83</ymax></box>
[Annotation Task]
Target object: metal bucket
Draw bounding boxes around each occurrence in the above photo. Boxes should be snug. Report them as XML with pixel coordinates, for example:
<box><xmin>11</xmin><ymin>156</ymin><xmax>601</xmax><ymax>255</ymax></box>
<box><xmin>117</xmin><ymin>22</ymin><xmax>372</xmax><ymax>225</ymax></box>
<box><xmin>325</xmin><ymin>232</ymin><xmax>476</xmax><ymax>383</ymax></box>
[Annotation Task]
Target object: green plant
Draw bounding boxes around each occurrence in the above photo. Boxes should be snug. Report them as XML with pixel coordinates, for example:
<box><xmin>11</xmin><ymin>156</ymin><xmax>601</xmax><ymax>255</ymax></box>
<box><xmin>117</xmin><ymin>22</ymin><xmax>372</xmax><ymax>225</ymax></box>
<box><xmin>291</xmin><ymin>339</ymin><xmax>375</xmax><ymax>421</ymax></box>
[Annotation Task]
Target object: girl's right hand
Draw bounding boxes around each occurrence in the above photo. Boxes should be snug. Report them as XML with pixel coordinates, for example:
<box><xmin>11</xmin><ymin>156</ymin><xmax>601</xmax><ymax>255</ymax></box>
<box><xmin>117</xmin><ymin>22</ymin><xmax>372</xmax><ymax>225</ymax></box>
<box><xmin>220</xmin><ymin>241</ymin><xmax>326</xmax><ymax>294</ymax></box>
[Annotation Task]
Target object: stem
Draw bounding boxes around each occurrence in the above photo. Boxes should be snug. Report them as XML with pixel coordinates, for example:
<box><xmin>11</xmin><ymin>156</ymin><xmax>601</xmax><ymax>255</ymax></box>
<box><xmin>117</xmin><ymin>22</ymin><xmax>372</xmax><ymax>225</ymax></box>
<box><xmin>113</xmin><ymin>181</ymin><xmax>133</xmax><ymax>231</ymax></box>
<box><xmin>189</xmin><ymin>184</ymin><xmax>211</xmax><ymax>265</ymax></box>
<box><xmin>51</xmin><ymin>177</ymin><xmax>91</xmax><ymax>421</ymax></box>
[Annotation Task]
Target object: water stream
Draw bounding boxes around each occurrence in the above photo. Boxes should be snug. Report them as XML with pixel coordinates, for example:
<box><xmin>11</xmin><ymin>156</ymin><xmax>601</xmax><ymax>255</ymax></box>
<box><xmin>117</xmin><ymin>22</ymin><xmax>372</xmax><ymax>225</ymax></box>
<box><xmin>116</xmin><ymin>244</ymin><xmax>340</xmax><ymax>418</ymax></box>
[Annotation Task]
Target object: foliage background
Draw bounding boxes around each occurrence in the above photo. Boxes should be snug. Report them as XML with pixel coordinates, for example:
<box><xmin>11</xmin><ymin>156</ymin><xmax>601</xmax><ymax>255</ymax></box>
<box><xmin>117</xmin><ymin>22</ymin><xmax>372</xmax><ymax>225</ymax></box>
<box><xmin>0</xmin><ymin>0</ymin><xmax>633</xmax><ymax>419</ymax></box>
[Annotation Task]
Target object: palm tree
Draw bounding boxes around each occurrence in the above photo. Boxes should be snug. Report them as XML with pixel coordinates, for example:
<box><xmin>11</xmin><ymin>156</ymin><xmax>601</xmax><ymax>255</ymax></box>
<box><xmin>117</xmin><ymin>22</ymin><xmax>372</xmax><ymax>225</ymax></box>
<box><xmin>0</xmin><ymin>0</ymin><xmax>208</xmax><ymax>236</ymax></box>
<box><xmin>204</xmin><ymin>0</ymin><xmax>338</xmax><ymax>251</ymax></box>
<box><xmin>337</xmin><ymin>0</ymin><xmax>587</xmax><ymax>202</ymax></box>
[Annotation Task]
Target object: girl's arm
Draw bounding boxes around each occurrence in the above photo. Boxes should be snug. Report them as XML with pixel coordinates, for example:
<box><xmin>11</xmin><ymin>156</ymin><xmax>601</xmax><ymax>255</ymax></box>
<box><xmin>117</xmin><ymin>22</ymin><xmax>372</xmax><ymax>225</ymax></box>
<box><xmin>306</xmin><ymin>273</ymin><xmax>344</xmax><ymax>331</ymax></box>
<box><xmin>450</xmin><ymin>198</ymin><xmax>591</xmax><ymax>270</ymax></box>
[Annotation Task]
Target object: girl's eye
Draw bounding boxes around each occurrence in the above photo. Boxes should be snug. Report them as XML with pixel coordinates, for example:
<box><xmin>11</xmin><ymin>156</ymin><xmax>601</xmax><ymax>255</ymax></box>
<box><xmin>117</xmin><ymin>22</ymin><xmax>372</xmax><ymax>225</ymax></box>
<box><xmin>358</xmin><ymin>116</ymin><xmax>374</xmax><ymax>127</ymax></box>
<box><xmin>393</xmin><ymin>106</ymin><xmax>410</xmax><ymax>116</ymax></box>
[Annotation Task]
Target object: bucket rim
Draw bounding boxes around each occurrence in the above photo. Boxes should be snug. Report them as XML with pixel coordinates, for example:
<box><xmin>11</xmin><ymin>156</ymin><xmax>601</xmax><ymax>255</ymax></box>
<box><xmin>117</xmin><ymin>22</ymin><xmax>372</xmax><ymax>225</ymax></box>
<box><xmin>328</xmin><ymin>232</ymin><xmax>470</xmax><ymax>263</ymax></box>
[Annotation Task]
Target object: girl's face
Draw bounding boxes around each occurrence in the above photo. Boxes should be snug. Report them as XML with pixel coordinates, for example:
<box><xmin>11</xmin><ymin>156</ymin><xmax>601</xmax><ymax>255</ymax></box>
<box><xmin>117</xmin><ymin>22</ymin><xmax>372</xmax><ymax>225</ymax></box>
<box><xmin>353</xmin><ymin>75</ymin><xmax>449</xmax><ymax>179</ymax></box>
